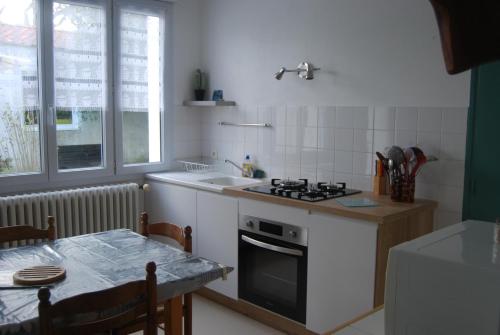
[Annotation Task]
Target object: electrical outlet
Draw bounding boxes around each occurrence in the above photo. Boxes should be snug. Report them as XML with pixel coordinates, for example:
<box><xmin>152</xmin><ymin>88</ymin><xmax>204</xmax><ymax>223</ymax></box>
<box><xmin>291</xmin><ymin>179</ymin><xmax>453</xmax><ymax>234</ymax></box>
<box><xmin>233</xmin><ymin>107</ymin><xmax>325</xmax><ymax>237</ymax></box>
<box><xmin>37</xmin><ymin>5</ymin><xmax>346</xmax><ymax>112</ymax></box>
<box><xmin>211</xmin><ymin>151</ymin><xmax>218</xmax><ymax>160</ymax></box>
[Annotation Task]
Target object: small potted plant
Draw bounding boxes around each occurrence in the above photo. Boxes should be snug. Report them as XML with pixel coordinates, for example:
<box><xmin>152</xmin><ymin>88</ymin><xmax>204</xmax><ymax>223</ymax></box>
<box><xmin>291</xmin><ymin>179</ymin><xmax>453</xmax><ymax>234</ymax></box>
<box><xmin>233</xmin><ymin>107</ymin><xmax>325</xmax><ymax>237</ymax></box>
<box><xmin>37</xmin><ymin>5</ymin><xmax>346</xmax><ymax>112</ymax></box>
<box><xmin>192</xmin><ymin>69</ymin><xmax>207</xmax><ymax>101</ymax></box>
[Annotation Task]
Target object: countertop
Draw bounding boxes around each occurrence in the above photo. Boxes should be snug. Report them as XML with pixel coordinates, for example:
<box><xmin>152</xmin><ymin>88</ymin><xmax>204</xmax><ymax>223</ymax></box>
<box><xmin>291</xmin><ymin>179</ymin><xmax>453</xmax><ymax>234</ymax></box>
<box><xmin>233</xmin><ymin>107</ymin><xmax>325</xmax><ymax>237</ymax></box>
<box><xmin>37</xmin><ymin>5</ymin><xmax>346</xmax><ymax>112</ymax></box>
<box><xmin>223</xmin><ymin>186</ymin><xmax>437</xmax><ymax>224</ymax></box>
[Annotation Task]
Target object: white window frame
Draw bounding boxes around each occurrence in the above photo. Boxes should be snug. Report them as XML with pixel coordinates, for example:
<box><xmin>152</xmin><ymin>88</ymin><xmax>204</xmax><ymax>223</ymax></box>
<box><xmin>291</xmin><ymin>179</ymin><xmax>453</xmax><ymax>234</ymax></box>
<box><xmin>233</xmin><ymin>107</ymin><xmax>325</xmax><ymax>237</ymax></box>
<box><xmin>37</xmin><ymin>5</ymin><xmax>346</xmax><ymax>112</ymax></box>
<box><xmin>113</xmin><ymin>0</ymin><xmax>171</xmax><ymax>175</ymax></box>
<box><xmin>0</xmin><ymin>0</ymin><xmax>172</xmax><ymax>190</ymax></box>
<box><xmin>0</xmin><ymin>0</ymin><xmax>49</xmax><ymax>187</ymax></box>
<box><xmin>45</xmin><ymin>0</ymin><xmax>115</xmax><ymax>182</ymax></box>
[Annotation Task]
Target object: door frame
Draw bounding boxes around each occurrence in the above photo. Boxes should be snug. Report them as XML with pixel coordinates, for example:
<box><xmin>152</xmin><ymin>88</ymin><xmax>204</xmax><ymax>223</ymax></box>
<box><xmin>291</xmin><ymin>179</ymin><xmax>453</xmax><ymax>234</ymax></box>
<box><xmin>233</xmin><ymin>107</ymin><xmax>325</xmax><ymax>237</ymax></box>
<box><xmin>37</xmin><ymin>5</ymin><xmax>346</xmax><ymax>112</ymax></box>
<box><xmin>462</xmin><ymin>68</ymin><xmax>478</xmax><ymax>220</ymax></box>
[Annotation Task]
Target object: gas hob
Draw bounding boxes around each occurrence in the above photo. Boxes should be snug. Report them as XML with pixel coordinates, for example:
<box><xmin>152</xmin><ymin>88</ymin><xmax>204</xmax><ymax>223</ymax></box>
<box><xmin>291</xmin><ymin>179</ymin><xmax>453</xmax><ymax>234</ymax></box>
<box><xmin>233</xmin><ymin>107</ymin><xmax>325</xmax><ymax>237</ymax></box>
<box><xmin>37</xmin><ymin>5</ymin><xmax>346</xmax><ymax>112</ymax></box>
<box><xmin>244</xmin><ymin>178</ymin><xmax>361</xmax><ymax>202</ymax></box>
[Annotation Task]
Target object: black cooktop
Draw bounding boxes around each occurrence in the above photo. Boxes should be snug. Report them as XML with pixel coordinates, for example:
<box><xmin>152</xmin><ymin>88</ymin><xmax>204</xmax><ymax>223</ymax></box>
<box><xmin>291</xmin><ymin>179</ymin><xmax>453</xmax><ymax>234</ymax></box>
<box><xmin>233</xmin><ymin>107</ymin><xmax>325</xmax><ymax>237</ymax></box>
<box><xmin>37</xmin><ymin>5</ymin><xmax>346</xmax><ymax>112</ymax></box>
<box><xmin>244</xmin><ymin>178</ymin><xmax>362</xmax><ymax>202</ymax></box>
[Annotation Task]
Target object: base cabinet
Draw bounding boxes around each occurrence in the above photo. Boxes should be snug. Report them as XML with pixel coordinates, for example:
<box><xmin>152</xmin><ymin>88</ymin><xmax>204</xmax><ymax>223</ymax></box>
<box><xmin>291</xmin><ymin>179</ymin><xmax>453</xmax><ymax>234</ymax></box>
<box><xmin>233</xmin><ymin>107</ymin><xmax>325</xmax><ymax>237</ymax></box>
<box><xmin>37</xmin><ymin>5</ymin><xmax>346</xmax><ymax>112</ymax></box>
<box><xmin>196</xmin><ymin>191</ymin><xmax>238</xmax><ymax>299</ymax></box>
<box><xmin>144</xmin><ymin>181</ymin><xmax>198</xmax><ymax>254</ymax></box>
<box><xmin>306</xmin><ymin>212</ymin><xmax>377</xmax><ymax>334</ymax></box>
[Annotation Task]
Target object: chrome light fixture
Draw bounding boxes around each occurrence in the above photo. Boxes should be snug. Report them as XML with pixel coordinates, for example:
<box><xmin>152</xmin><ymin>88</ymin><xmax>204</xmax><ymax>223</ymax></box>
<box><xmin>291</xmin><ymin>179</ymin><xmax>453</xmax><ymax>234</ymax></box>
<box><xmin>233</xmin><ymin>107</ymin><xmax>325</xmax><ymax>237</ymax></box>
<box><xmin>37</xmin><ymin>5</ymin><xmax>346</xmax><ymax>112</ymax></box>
<box><xmin>274</xmin><ymin>62</ymin><xmax>321</xmax><ymax>80</ymax></box>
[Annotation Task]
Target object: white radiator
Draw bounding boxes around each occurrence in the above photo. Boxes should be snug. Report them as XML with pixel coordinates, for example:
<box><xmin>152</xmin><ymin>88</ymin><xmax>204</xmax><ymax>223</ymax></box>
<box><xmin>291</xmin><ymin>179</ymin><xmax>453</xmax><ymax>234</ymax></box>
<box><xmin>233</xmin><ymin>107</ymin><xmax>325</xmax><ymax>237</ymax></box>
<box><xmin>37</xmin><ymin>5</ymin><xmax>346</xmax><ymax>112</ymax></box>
<box><xmin>0</xmin><ymin>183</ymin><xmax>140</xmax><ymax>240</ymax></box>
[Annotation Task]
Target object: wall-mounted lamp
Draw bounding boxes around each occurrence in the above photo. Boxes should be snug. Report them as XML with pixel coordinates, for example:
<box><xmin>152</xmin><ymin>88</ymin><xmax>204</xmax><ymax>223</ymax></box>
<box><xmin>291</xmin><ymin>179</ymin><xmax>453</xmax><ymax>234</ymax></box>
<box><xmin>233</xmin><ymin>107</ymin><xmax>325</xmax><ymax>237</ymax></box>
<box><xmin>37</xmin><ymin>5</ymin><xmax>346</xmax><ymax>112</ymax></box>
<box><xmin>274</xmin><ymin>62</ymin><xmax>321</xmax><ymax>80</ymax></box>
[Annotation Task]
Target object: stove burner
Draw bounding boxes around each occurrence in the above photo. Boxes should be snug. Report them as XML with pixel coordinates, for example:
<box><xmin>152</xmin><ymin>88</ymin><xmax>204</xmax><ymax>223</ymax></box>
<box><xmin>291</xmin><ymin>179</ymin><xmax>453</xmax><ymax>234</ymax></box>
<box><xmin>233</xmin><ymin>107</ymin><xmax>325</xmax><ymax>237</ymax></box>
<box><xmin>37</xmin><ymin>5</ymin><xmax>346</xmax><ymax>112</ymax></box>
<box><xmin>271</xmin><ymin>178</ymin><xmax>308</xmax><ymax>190</ymax></box>
<box><xmin>245</xmin><ymin>178</ymin><xmax>362</xmax><ymax>202</ymax></box>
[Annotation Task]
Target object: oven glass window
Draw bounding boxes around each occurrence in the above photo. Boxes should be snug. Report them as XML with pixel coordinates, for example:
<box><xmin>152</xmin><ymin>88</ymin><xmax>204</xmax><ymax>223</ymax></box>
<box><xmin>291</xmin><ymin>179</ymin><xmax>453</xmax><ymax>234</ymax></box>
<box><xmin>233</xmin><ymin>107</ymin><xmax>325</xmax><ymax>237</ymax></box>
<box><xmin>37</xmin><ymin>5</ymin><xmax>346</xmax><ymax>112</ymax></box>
<box><xmin>247</xmin><ymin>245</ymin><xmax>298</xmax><ymax>307</ymax></box>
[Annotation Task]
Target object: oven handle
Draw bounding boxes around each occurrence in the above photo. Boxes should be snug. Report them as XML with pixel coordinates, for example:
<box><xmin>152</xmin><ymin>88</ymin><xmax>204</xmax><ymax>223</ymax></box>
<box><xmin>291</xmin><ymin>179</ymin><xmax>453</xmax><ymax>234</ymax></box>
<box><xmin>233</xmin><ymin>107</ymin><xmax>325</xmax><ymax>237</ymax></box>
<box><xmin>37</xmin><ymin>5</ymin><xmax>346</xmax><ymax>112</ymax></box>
<box><xmin>241</xmin><ymin>235</ymin><xmax>303</xmax><ymax>257</ymax></box>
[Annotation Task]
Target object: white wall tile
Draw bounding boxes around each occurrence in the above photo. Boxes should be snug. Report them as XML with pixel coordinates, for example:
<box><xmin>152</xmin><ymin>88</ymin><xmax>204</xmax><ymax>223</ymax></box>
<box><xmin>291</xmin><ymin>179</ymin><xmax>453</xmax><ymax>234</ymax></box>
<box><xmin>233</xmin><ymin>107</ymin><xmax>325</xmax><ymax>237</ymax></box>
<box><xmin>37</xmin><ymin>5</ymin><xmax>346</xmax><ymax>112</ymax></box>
<box><xmin>285</xmin><ymin>165</ymin><xmax>301</xmax><ymax>179</ymax></box>
<box><xmin>441</xmin><ymin>132</ymin><xmax>466</xmax><ymax>160</ymax></box>
<box><xmin>274</xmin><ymin>126</ymin><xmax>287</xmax><ymax>147</ymax></box>
<box><xmin>317</xmin><ymin>168</ymin><xmax>335</xmax><ymax>183</ymax></box>
<box><xmin>395</xmin><ymin>130</ymin><xmax>417</xmax><ymax>148</ymax></box>
<box><xmin>286</xmin><ymin>106</ymin><xmax>301</xmax><ymax>126</ymax></box>
<box><xmin>318</xmin><ymin>127</ymin><xmax>335</xmax><ymax>149</ymax></box>
<box><xmin>442</xmin><ymin>107</ymin><xmax>468</xmax><ymax>133</ymax></box>
<box><xmin>334</xmin><ymin>173</ymin><xmax>353</xmax><ymax>188</ymax></box>
<box><xmin>285</xmin><ymin>146</ymin><xmax>301</xmax><ymax>166</ymax></box>
<box><xmin>353</xmin><ymin>129</ymin><xmax>373</xmax><ymax>153</ymax></box>
<box><xmin>353</xmin><ymin>152</ymin><xmax>372</xmax><ymax>176</ymax></box>
<box><xmin>440</xmin><ymin>160</ymin><xmax>465</xmax><ymax>187</ymax></box>
<box><xmin>352</xmin><ymin>175</ymin><xmax>372</xmax><ymax>192</ymax></box>
<box><xmin>317</xmin><ymin>149</ymin><xmax>334</xmax><ymax>169</ymax></box>
<box><xmin>286</xmin><ymin>126</ymin><xmax>301</xmax><ymax>147</ymax></box>
<box><xmin>352</xmin><ymin>107</ymin><xmax>373</xmax><ymax>129</ymax></box>
<box><xmin>300</xmin><ymin>106</ymin><xmax>318</xmax><ymax>127</ymax></box>
<box><xmin>302</xmin><ymin>127</ymin><xmax>318</xmax><ymax>148</ymax></box>
<box><xmin>273</xmin><ymin>106</ymin><xmax>287</xmax><ymax>127</ymax></box>
<box><xmin>335</xmin><ymin>128</ymin><xmax>354</xmax><ymax>151</ymax></box>
<box><xmin>374</xmin><ymin>107</ymin><xmax>396</xmax><ymax>130</ymax></box>
<box><xmin>335</xmin><ymin>150</ymin><xmax>353</xmax><ymax>173</ymax></box>
<box><xmin>301</xmin><ymin>148</ymin><xmax>318</xmax><ymax>169</ymax></box>
<box><xmin>373</xmin><ymin>130</ymin><xmax>395</xmax><ymax>153</ymax></box>
<box><xmin>335</xmin><ymin>107</ymin><xmax>354</xmax><ymax>129</ymax></box>
<box><xmin>438</xmin><ymin>186</ymin><xmax>464</xmax><ymax>212</ymax></box>
<box><xmin>417</xmin><ymin>131</ymin><xmax>441</xmax><ymax>158</ymax></box>
<box><xmin>318</xmin><ymin>106</ymin><xmax>336</xmax><ymax>128</ymax></box>
<box><xmin>396</xmin><ymin>107</ymin><xmax>418</xmax><ymax>130</ymax></box>
<box><xmin>418</xmin><ymin>107</ymin><xmax>442</xmax><ymax>132</ymax></box>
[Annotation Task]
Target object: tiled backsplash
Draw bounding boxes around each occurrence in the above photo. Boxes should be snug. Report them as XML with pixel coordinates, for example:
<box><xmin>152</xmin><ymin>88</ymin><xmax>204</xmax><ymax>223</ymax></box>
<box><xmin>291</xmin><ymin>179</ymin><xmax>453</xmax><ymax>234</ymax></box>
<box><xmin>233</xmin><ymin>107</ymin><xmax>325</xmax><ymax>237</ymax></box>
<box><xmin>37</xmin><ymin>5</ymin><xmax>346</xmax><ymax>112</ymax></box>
<box><xmin>174</xmin><ymin>105</ymin><xmax>468</xmax><ymax>230</ymax></box>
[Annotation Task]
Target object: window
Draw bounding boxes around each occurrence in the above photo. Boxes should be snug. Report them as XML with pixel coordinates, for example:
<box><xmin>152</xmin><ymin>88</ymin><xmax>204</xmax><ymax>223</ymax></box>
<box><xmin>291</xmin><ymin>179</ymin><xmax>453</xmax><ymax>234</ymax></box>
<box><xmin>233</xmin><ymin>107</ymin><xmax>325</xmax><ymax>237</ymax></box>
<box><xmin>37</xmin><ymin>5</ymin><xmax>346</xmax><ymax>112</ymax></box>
<box><xmin>0</xmin><ymin>0</ymin><xmax>170</xmax><ymax>184</ymax></box>
<box><xmin>52</xmin><ymin>1</ymin><xmax>107</xmax><ymax>171</ymax></box>
<box><xmin>0</xmin><ymin>0</ymin><xmax>43</xmax><ymax>176</ymax></box>
<box><xmin>119</xmin><ymin>10</ymin><xmax>162</xmax><ymax>165</ymax></box>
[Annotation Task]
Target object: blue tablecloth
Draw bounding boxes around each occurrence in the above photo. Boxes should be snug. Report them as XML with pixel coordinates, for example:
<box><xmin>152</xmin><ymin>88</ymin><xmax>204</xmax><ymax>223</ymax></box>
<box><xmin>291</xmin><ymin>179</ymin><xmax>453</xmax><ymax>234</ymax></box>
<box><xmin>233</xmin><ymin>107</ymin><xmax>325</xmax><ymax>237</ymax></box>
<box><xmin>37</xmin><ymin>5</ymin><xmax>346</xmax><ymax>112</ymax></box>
<box><xmin>0</xmin><ymin>229</ymin><xmax>232</xmax><ymax>335</ymax></box>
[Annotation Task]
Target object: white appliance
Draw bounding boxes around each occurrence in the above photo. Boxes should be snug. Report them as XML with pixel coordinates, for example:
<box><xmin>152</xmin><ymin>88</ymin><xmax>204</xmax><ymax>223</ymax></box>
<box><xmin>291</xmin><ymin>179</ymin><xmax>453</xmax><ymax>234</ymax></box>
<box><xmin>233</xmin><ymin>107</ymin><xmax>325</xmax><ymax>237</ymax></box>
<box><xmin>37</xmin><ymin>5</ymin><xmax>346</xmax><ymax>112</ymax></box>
<box><xmin>385</xmin><ymin>220</ymin><xmax>500</xmax><ymax>335</ymax></box>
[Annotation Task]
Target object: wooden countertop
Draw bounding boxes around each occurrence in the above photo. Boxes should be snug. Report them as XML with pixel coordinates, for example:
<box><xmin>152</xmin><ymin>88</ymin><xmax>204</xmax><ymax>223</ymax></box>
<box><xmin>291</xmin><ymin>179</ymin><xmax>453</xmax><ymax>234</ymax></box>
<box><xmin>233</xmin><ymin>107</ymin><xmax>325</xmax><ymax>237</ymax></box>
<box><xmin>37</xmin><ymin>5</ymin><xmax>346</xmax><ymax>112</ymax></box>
<box><xmin>223</xmin><ymin>186</ymin><xmax>437</xmax><ymax>224</ymax></box>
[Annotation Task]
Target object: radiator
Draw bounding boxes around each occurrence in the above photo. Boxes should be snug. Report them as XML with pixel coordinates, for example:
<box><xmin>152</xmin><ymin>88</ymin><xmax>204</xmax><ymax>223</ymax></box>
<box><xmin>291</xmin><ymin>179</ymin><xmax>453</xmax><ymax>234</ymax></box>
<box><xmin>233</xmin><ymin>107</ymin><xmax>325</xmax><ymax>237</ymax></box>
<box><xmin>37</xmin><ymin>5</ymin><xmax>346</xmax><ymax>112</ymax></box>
<box><xmin>0</xmin><ymin>183</ymin><xmax>140</xmax><ymax>242</ymax></box>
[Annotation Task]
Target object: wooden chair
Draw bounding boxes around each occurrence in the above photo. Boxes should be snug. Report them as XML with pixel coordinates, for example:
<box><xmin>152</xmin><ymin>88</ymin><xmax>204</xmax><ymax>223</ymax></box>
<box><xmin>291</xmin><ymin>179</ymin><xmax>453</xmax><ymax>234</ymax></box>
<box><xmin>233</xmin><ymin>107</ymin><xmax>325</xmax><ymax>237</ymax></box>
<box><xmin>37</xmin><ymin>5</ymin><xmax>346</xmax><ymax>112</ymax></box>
<box><xmin>0</xmin><ymin>216</ymin><xmax>56</xmax><ymax>244</ymax></box>
<box><xmin>38</xmin><ymin>261</ymin><xmax>158</xmax><ymax>335</ymax></box>
<box><xmin>138</xmin><ymin>211</ymin><xmax>193</xmax><ymax>335</ymax></box>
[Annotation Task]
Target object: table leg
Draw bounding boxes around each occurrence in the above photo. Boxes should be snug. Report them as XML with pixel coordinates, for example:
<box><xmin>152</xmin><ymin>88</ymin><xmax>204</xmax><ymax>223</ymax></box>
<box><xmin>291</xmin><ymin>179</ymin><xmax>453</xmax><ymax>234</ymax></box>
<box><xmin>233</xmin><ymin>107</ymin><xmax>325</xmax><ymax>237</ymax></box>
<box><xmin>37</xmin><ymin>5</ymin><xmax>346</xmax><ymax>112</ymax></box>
<box><xmin>166</xmin><ymin>296</ymin><xmax>183</xmax><ymax>335</ymax></box>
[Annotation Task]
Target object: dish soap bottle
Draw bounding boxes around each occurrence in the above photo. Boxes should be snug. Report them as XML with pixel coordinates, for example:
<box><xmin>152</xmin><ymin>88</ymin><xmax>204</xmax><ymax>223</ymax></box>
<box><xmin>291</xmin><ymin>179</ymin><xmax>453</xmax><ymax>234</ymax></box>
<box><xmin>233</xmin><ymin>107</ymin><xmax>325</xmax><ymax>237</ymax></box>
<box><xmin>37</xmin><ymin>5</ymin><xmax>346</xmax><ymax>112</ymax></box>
<box><xmin>242</xmin><ymin>155</ymin><xmax>254</xmax><ymax>178</ymax></box>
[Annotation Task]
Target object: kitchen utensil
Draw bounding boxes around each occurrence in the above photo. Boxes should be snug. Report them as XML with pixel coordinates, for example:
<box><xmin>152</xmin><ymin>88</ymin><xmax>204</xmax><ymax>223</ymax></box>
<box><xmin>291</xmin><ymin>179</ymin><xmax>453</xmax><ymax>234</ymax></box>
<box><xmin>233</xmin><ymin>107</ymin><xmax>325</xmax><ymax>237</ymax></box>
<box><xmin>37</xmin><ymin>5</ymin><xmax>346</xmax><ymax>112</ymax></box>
<box><xmin>387</xmin><ymin>146</ymin><xmax>406</xmax><ymax>176</ymax></box>
<box><xmin>409</xmin><ymin>147</ymin><xmax>427</xmax><ymax>177</ymax></box>
<box><xmin>376</xmin><ymin>151</ymin><xmax>389</xmax><ymax>173</ymax></box>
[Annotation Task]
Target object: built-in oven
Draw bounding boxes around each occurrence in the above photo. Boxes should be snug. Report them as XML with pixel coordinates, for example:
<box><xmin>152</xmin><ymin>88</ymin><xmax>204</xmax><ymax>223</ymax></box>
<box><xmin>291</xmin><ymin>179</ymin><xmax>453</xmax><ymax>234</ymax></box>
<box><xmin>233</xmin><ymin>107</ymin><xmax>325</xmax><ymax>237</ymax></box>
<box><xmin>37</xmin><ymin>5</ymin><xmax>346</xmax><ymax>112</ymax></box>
<box><xmin>238</xmin><ymin>215</ymin><xmax>308</xmax><ymax>324</ymax></box>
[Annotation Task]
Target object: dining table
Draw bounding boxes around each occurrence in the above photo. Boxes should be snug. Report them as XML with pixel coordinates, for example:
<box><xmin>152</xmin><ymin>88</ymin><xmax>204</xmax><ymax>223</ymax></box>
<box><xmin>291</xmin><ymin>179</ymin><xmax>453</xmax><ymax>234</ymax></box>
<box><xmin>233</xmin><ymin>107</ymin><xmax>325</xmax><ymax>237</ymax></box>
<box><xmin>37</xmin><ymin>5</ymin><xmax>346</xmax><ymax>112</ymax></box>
<box><xmin>0</xmin><ymin>229</ymin><xmax>233</xmax><ymax>335</ymax></box>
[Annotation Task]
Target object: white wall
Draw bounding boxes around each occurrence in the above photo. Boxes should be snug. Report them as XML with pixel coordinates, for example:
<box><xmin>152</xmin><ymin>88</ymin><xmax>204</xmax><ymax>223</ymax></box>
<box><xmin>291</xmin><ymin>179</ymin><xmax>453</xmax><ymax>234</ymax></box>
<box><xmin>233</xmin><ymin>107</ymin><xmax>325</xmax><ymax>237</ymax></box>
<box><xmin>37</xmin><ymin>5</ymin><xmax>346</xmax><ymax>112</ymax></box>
<box><xmin>187</xmin><ymin>0</ymin><xmax>471</xmax><ymax>230</ymax></box>
<box><xmin>200</xmin><ymin>0</ymin><xmax>469</xmax><ymax>107</ymax></box>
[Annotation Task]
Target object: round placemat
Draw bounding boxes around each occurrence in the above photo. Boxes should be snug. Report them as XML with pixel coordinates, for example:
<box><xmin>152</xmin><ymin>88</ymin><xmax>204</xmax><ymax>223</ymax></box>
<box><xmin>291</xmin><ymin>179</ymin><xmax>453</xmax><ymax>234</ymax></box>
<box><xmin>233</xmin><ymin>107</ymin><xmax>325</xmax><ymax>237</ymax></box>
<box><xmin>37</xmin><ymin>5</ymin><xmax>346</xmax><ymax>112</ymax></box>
<box><xmin>13</xmin><ymin>265</ymin><xmax>66</xmax><ymax>285</ymax></box>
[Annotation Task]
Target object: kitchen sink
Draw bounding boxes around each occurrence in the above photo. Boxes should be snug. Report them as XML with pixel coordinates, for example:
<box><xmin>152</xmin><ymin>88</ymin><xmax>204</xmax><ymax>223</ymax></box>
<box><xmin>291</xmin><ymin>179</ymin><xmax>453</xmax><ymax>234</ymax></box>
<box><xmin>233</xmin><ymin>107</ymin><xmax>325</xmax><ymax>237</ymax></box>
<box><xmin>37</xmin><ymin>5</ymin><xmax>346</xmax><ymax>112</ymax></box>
<box><xmin>197</xmin><ymin>176</ymin><xmax>259</xmax><ymax>187</ymax></box>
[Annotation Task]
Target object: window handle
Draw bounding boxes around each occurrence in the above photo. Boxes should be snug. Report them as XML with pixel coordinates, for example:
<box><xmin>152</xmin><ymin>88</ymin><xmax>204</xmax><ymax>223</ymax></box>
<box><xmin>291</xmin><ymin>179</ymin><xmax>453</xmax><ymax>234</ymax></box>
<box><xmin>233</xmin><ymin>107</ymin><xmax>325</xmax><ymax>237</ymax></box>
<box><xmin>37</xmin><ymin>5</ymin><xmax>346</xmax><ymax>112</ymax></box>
<box><xmin>47</xmin><ymin>105</ymin><xmax>55</xmax><ymax>126</ymax></box>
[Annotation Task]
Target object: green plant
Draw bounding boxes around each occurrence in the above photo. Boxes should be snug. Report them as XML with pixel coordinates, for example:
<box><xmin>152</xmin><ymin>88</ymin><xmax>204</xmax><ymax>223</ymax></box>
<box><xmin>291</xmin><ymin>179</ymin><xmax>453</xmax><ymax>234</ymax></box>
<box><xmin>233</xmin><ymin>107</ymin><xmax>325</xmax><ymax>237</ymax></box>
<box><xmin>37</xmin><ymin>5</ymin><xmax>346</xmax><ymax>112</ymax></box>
<box><xmin>192</xmin><ymin>69</ymin><xmax>207</xmax><ymax>90</ymax></box>
<box><xmin>0</xmin><ymin>104</ymin><xmax>40</xmax><ymax>173</ymax></box>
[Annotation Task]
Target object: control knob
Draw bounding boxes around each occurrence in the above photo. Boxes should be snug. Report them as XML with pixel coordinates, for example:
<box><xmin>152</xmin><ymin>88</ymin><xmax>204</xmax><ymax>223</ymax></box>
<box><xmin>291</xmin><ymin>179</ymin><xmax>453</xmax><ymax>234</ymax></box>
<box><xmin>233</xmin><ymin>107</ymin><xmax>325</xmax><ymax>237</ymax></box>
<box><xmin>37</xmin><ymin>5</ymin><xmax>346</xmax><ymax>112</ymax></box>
<box><xmin>246</xmin><ymin>220</ymin><xmax>254</xmax><ymax>228</ymax></box>
<box><xmin>289</xmin><ymin>230</ymin><xmax>297</xmax><ymax>238</ymax></box>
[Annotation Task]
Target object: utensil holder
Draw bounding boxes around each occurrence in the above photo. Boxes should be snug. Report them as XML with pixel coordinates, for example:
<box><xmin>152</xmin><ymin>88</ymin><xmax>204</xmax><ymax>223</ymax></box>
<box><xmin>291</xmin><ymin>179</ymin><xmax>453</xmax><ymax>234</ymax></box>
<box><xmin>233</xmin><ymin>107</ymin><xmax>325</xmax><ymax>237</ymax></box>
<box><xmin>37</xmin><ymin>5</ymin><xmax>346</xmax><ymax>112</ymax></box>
<box><xmin>390</xmin><ymin>176</ymin><xmax>415</xmax><ymax>203</ymax></box>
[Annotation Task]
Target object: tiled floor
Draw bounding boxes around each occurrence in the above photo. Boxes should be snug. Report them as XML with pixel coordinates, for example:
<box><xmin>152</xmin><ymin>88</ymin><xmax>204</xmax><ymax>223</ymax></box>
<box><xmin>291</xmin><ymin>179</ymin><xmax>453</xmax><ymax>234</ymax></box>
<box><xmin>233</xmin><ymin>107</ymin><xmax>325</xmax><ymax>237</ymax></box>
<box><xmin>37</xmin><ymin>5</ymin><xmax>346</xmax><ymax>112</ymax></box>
<box><xmin>334</xmin><ymin>309</ymin><xmax>384</xmax><ymax>335</ymax></box>
<box><xmin>133</xmin><ymin>294</ymin><xmax>284</xmax><ymax>335</ymax></box>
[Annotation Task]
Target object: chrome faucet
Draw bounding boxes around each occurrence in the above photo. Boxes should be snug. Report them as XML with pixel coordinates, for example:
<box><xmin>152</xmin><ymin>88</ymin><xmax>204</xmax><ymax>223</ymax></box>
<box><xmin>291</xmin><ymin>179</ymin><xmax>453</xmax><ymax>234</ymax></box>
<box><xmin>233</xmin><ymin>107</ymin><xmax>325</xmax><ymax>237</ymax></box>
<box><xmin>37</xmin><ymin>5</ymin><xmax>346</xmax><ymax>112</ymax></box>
<box><xmin>224</xmin><ymin>159</ymin><xmax>244</xmax><ymax>173</ymax></box>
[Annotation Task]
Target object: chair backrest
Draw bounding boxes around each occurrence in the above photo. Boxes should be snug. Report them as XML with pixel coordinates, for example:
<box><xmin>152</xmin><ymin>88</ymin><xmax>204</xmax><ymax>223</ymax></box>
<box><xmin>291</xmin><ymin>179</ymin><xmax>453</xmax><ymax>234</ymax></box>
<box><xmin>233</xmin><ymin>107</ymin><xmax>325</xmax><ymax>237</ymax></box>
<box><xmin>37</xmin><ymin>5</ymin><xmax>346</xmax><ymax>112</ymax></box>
<box><xmin>38</xmin><ymin>261</ymin><xmax>158</xmax><ymax>335</ymax></box>
<box><xmin>140</xmin><ymin>212</ymin><xmax>192</xmax><ymax>252</ymax></box>
<box><xmin>0</xmin><ymin>216</ymin><xmax>56</xmax><ymax>244</ymax></box>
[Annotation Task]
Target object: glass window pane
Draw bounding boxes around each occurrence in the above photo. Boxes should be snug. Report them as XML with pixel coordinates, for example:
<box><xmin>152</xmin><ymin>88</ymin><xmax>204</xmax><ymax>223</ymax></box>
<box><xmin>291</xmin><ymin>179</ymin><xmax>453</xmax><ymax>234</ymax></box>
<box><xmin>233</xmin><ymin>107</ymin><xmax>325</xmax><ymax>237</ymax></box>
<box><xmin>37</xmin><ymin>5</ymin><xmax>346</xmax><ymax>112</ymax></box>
<box><xmin>0</xmin><ymin>0</ymin><xmax>42</xmax><ymax>175</ymax></box>
<box><xmin>53</xmin><ymin>2</ymin><xmax>106</xmax><ymax>170</ymax></box>
<box><xmin>120</xmin><ymin>10</ymin><xmax>162</xmax><ymax>165</ymax></box>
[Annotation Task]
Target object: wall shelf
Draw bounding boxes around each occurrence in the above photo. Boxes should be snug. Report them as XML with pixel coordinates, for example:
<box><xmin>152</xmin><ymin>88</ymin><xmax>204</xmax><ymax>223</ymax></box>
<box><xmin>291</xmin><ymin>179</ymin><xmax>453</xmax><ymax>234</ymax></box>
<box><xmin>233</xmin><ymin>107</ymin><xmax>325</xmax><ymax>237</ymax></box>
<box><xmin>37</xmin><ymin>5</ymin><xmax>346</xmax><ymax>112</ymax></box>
<box><xmin>183</xmin><ymin>100</ymin><xmax>236</xmax><ymax>107</ymax></box>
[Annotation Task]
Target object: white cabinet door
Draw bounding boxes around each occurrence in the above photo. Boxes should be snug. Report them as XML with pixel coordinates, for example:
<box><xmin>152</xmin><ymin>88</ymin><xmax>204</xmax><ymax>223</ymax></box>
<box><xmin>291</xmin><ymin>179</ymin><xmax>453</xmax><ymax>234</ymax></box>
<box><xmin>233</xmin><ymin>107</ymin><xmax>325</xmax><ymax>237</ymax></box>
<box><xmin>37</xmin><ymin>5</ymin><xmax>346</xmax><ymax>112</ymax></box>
<box><xmin>196</xmin><ymin>191</ymin><xmax>238</xmax><ymax>299</ymax></box>
<box><xmin>144</xmin><ymin>181</ymin><xmax>198</xmax><ymax>254</ymax></box>
<box><xmin>306</xmin><ymin>212</ymin><xmax>378</xmax><ymax>334</ymax></box>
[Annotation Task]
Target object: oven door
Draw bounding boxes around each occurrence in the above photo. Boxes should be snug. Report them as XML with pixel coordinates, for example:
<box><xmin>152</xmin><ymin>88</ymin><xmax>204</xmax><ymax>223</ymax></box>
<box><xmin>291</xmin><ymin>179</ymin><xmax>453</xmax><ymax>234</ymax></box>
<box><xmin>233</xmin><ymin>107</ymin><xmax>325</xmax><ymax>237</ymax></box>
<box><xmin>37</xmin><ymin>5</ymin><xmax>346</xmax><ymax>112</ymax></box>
<box><xmin>238</xmin><ymin>230</ymin><xmax>307</xmax><ymax>324</ymax></box>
